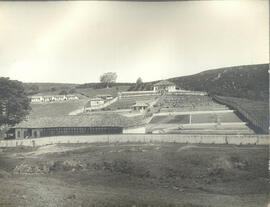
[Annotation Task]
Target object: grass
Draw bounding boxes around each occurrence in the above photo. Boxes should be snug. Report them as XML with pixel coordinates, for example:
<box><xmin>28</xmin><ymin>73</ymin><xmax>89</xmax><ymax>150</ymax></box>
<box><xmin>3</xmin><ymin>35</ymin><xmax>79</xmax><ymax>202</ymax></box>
<box><xmin>29</xmin><ymin>100</ymin><xmax>88</xmax><ymax>118</ymax></box>
<box><xmin>104</xmin><ymin>96</ymin><xmax>157</xmax><ymax>111</ymax></box>
<box><xmin>150</xmin><ymin>115</ymin><xmax>190</xmax><ymax>124</ymax></box>
<box><xmin>76</xmin><ymin>86</ymin><xmax>130</xmax><ymax>98</ymax></box>
<box><xmin>0</xmin><ymin>143</ymin><xmax>268</xmax><ymax>207</ymax></box>
<box><xmin>214</xmin><ymin>96</ymin><xmax>269</xmax><ymax>133</ymax></box>
<box><xmin>191</xmin><ymin>113</ymin><xmax>241</xmax><ymax>123</ymax></box>
<box><xmin>150</xmin><ymin>113</ymin><xmax>241</xmax><ymax>125</ymax></box>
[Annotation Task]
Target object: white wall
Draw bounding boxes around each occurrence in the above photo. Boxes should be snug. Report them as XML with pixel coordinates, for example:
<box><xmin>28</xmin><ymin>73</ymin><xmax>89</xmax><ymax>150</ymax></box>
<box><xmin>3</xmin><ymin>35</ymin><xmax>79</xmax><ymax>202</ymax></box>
<box><xmin>0</xmin><ymin>134</ymin><xmax>268</xmax><ymax>147</ymax></box>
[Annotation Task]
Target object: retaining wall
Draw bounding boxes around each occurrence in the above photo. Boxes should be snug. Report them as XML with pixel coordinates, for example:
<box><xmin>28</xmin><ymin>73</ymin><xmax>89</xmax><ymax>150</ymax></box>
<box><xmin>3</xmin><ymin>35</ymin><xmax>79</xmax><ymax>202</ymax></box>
<box><xmin>0</xmin><ymin>134</ymin><xmax>268</xmax><ymax>148</ymax></box>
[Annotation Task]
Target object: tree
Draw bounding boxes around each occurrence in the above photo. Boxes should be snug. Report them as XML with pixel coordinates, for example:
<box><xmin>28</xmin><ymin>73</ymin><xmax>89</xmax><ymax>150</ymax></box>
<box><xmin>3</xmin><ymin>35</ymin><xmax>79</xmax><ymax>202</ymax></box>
<box><xmin>26</xmin><ymin>84</ymin><xmax>39</xmax><ymax>95</ymax></box>
<box><xmin>135</xmin><ymin>77</ymin><xmax>143</xmax><ymax>90</ymax></box>
<box><xmin>0</xmin><ymin>77</ymin><xmax>31</xmax><ymax>126</ymax></box>
<box><xmin>69</xmin><ymin>88</ymin><xmax>76</xmax><ymax>94</ymax></box>
<box><xmin>59</xmin><ymin>90</ymin><xmax>68</xmax><ymax>95</ymax></box>
<box><xmin>100</xmin><ymin>72</ymin><xmax>117</xmax><ymax>88</ymax></box>
<box><xmin>51</xmin><ymin>87</ymin><xmax>56</xmax><ymax>92</ymax></box>
<box><xmin>136</xmin><ymin>77</ymin><xmax>143</xmax><ymax>85</ymax></box>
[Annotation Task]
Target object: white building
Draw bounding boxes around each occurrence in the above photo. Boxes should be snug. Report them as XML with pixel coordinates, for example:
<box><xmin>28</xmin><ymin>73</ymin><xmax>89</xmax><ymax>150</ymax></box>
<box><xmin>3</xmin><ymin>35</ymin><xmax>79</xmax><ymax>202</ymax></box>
<box><xmin>29</xmin><ymin>94</ymin><xmax>79</xmax><ymax>103</ymax></box>
<box><xmin>66</xmin><ymin>95</ymin><xmax>79</xmax><ymax>100</ymax></box>
<box><xmin>96</xmin><ymin>94</ymin><xmax>113</xmax><ymax>100</ymax></box>
<box><xmin>89</xmin><ymin>97</ymin><xmax>105</xmax><ymax>107</ymax></box>
<box><xmin>30</xmin><ymin>96</ymin><xmax>44</xmax><ymax>102</ymax></box>
<box><xmin>153</xmin><ymin>80</ymin><xmax>176</xmax><ymax>92</ymax></box>
<box><xmin>131</xmin><ymin>102</ymin><xmax>149</xmax><ymax>112</ymax></box>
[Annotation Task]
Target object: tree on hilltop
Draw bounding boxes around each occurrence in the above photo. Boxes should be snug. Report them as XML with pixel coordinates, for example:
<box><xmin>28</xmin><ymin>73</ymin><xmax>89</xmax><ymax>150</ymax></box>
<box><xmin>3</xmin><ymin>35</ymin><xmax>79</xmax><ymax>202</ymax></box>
<box><xmin>135</xmin><ymin>77</ymin><xmax>143</xmax><ymax>90</ymax></box>
<box><xmin>100</xmin><ymin>72</ymin><xmax>117</xmax><ymax>88</ymax></box>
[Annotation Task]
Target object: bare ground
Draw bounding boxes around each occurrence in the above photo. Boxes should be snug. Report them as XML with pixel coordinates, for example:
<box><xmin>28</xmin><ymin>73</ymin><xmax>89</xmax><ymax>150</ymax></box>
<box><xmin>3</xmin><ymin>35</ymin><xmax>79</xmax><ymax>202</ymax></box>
<box><xmin>0</xmin><ymin>143</ymin><xmax>268</xmax><ymax>207</ymax></box>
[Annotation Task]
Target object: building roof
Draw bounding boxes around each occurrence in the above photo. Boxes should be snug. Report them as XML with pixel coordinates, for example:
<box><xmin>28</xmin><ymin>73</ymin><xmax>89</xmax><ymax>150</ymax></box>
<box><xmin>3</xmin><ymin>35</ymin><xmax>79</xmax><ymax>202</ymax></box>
<box><xmin>96</xmin><ymin>94</ymin><xmax>113</xmax><ymax>97</ymax></box>
<box><xmin>132</xmin><ymin>102</ymin><xmax>149</xmax><ymax>107</ymax></box>
<box><xmin>154</xmin><ymin>80</ymin><xmax>175</xmax><ymax>86</ymax></box>
<box><xmin>14</xmin><ymin>113</ymin><xmax>144</xmax><ymax>129</ymax></box>
<box><xmin>90</xmin><ymin>97</ymin><xmax>104</xmax><ymax>101</ymax></box>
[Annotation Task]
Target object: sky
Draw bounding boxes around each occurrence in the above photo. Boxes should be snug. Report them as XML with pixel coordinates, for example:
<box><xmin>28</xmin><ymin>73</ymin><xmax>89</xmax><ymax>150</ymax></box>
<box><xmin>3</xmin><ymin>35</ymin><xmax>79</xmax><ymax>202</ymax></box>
<box><xmin>0</xmin><ymin>0</ymin><xmax>269</xmax><ymax>84</ymax></box>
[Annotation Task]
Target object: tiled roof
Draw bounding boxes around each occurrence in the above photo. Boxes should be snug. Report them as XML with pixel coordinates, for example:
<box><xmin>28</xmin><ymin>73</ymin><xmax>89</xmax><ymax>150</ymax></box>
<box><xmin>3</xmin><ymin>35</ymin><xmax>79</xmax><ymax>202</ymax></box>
<box><xmin>90</xmin><ymin>98</ymin><xmax>104</xmax><ymax>101</ymax></box>
<box><xmin>132</xmin><ymin>102</ymin><xmax>149</xmax><ymax>107</ymax></box>
<box><xmin>154</xmin><ymin>80</ymin><xmax>175</xmax><ymax>86</ymax></box>
<box><xmin>14</xmin><ymin>113</ymin><xmax>144</xmax><ymax>129</ymax></box>
<box><xmin>96</xmin><ymin>94</ymin><xmax>113</xmax><ymax>97</ymax></box>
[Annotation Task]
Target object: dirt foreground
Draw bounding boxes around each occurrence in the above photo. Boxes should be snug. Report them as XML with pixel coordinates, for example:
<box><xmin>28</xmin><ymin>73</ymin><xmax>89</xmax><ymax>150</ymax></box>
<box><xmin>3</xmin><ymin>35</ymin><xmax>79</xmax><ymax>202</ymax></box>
<box><xmin>0</xmin><ymin>143</ymin><xmax>268</xmax><ymax>207</ymax></box>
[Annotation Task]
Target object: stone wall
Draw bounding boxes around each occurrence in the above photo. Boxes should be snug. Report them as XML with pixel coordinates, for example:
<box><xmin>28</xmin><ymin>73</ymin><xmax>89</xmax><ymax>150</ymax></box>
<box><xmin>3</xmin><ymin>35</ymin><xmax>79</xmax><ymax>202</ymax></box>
<box><xmin>0</xmin><ymin>134</ymin><xmax>268</xmax><ymax>147</ymax></box>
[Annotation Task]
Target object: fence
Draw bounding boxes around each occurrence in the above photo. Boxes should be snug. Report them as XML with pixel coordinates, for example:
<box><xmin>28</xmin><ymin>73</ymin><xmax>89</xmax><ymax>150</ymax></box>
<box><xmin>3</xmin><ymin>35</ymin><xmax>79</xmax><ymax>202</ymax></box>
<box><xmin>212</xmin><ymin>96</ymin><xmax>269</xmax><ymax>134</ymax></box>
<box><xmin>0</xmin><ymin>134</ymin><xmax>268</xmax><ymax>147</ymax></box>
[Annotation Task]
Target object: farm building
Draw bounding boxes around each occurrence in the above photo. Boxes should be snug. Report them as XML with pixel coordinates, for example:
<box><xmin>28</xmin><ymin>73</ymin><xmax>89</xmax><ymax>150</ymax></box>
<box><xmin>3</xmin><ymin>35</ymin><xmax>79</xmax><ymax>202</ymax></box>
<box><xmin>153</xmin><ymin>80</ymin><xmax>176</xmax><ymax>92</ymax></box>
<box><xmin>66</xmin><ymin>94</ymin><xmax>79</xmax><ymax>100</ymax></box>
<box><xmin>131</xmin><ymin>102</ymin><xmax>149</xmax><ymax>112</ymax></box>
<box><xmin>29</xmin><ymin>95</ymin><xmax>79</xmax><ymax>103</ymax></box>
<box><xmin>12</xmin><ymin>115</ymin><xmax>126</xmax><ymax>138</ymax></box>
<box><xmin>96</xmin><ymin>94</ymin><xmax>113</xmax><ymax>100</ymax></box>
<box><xmin>53</xmin><ymin>95</ymin><xmax>67</xmax><ymax>101</ymax></box>
<box><xmin>12</xmin><ymin>113</ymin><xmax>145</xmax><ymax>139</ymax></box>
<box><xmin>89</xmin><ymin>97</ymin><xmax>105</xmax><ymax>106</ymax></box>
<box><xmin>30</xmin><ymin>96</ymin><xmax>44</xmax><ymax>102</ymax></box>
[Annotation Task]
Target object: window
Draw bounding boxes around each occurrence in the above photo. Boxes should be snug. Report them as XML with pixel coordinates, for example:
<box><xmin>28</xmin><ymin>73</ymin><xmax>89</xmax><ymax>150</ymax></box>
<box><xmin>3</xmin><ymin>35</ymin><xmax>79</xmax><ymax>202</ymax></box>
<box><xmin>33</xmin><ymin>131</ymin><xmax>37</xmax><ymax>138</ymax></box>
<box><xmin>17</xmin><ymin>131</ymin><xmax>20</xmax><ymax>138</ymax></box>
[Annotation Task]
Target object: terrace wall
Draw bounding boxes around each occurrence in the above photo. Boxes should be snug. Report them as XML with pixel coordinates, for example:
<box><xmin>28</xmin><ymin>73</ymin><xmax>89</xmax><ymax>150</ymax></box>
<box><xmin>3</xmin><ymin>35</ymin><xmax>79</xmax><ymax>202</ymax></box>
<box><xmin>213</xmin><ymin>95</ymin><xmax>269</xmax><ymax>134</ymax></box>
<box><xmin>0</xmin><ymin>134</ymin><xmax>268</xmax><ymax>147</ymax></box>
<box><xmin>119</xmin><ymin>91</ymin><xmax>158</xmax><ymax>98</ymax></box>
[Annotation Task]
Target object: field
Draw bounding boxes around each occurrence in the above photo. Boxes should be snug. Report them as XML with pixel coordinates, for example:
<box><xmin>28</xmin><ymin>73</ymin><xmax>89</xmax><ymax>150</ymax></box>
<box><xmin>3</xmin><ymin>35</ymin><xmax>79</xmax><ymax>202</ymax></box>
<box><xmin>29</xmin><ymin>100</ymin><xmax>89</xmax><ymax>118</ymax></box>
<box><xmin>0</xmin><ymin>143</ymin><xmax>268</xmax><ymax>207</ymax></box>
<box><xmin>150</xmin><ymin>113</ymin><xmax>241</xmax><ymax>125</ymax></box>
<box><xmin>104</xmin><ymin>95</ymin><xmax>158</xmax><ymax>111</ymax></box>
<box><xmin>76</xmin><ymin>86</ymin><xmax>130</xmax><ymax>98</ymax></box>
<box><xmin>150</xmin><ymin>115</ymin><xmax>190</xmax><ymax>124</ymax></box>
<box><xmin>156</xmin><ymin>95</ymin><xmax>224</xmax><ymax>111</ymax></box>
<box><xmin>214</xmin><ymin>96</ymin><xmax>269</xmax><ymax>133</ymax></box>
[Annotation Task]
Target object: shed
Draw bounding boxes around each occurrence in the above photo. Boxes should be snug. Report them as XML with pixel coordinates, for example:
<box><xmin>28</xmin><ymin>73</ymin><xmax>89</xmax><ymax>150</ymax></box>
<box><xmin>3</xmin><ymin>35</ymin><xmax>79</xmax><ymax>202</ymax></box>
<box><xmin>131</xmin><ymin>102</ymin><xmax>149</xmax><ymax>112</ymax></box>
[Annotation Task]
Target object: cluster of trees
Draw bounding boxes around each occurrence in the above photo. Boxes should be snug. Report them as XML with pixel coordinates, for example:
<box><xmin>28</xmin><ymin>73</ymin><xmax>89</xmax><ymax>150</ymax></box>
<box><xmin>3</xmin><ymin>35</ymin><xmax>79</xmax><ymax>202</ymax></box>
<box><xmin>128</xmin><ymin>77</ymin><xmax>153</xmax><ymax>91</ymax></box>
<box><xmin>0</xmin><ymin>78</ymin><xmax>31</xmax><ymax>128</ymax></box>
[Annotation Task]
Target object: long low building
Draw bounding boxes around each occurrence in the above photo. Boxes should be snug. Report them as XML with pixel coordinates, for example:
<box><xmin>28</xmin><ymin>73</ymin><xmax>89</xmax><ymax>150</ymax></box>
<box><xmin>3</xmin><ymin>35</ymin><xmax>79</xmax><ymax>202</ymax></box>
<box><xmin>12</xmin><ymin>113</ymin><xmax>145</xmax><ymax>139</ymax></box>
<box><xmin>30</xmin><ymin>94</ymin><xmax>79</xmax><ymax>103</ymax></box>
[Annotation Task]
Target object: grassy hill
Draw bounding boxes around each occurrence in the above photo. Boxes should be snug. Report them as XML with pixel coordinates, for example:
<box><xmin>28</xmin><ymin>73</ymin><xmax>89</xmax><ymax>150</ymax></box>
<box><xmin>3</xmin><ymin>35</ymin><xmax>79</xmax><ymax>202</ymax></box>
<box><xmin>23</xmin><ymin>82</ymin><xmax>78</xmax><ymax>96</ymax></box>
<box><xmin>129</xmin><ymin>64</ymin><xmax>269</xmax><ymax>101</ymax></box>
<box><xmin>24</xmin><ymin>82</ymin><xmax>132</xmax><ymax>97</ymax></box>
<box><xmin>76</xmin><ymin>86</ymin><xmax>130</xmax><ymax>98</ymax></box>
<box><xmin>169</xmin><ymin>64</ymin><xmax>269</xmax><ymax>101</ymax></box>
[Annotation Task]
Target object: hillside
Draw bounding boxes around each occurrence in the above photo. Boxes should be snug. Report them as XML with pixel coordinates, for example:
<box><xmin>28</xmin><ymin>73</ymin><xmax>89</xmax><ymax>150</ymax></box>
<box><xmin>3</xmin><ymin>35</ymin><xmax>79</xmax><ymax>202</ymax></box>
<box><xmin>23</xmin><ymin>82</ymin><xmax>78</xmax><ymax>96</ymax></box>
<box><xmin>76</xmin><ymin>86</ymin><xmax>130</xmax><ymax>98</ymax></box>
<box><xmin>169</xmin><ymin>64</ymin><xmax>269</xmax><ymax>101</ymax></box>
<box><xmin>128</xmin><ymin>64</ymin><xmax>269</xmax><ymax>101</ymax></box>
<box><xmin>23</xmin><ymin>64</ymin><xmax>269</xmax><ymax>101</ymax></box>
<box><xmin>24</xmin><ymin>82</ymin><xmax>132</xmax><ymax>97</ymax></box>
